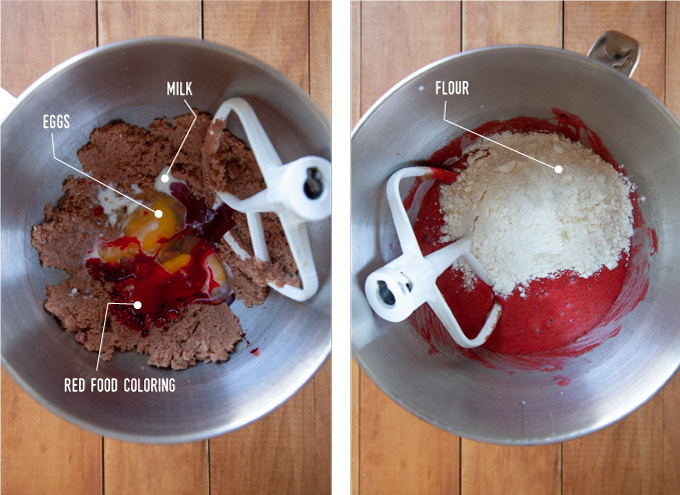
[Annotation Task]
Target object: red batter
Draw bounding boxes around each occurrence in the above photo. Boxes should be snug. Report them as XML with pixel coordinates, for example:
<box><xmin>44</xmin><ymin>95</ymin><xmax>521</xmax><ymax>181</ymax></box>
<box><xmin>408</xmin><ymin>109</ymin><xmax>653</xmax><ymax>362</ymax></box>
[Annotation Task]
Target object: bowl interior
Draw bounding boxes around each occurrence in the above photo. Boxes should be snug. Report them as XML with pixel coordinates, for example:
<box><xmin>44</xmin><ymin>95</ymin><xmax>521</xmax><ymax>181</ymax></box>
<box><xmin>1</xmin><ymin>39</ymin><xmax>331</xmax><ymax>443</ymax></box>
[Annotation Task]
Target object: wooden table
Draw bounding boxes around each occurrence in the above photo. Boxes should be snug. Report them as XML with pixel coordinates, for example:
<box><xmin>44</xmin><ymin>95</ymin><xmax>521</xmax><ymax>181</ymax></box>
<box><xmin>352</xmin><ymin>2</ymin><xmax>679</xmax><ymax>494</ymax></box>
<box><xmin>0</xmin><ymin>2</ymin><xmax>330</xmax><ymax>494</ymax></box>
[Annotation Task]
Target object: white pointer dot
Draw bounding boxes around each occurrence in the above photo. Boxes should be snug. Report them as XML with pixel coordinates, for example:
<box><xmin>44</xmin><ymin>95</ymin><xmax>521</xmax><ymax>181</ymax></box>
<box><xmin>154</xmin><ymin>210</ymin><xmax>163</xmax><ymax>218</ymax></box>
<box><xmin>442</xmin><ymin>101</ymin><xmax>562</xmax><ymax>174</ymax></box>
<box><xmin>133</xmin><ymin>301</ymin><xmax>142</xmax><ymax>310</ymax></box>
<box><xmin>161</xmin><ymin>175</ymin><xmax>169</xmax><ymax>183</ymax></box>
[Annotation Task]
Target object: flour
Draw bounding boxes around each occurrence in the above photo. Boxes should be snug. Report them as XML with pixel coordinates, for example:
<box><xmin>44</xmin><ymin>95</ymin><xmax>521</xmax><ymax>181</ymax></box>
<box><xmin>439</xmin><ymin>132</ymin><xmax>634</xmax><ymax>297</ymax></box>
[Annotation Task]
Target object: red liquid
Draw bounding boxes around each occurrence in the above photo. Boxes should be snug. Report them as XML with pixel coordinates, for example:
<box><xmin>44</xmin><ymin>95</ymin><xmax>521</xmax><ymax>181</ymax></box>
<box><xmin>169</xmin><ymin>182</ymin><xmax>235</xmax><ymax>245</ymax></box>
<box><xmin>408</xmin><ymin>109</ymin><xmax>653</xmax><ymax>364</ymax></box>
<box><xmin>86</xmin><ymin>185</ymin><xmax>235</xmax><ymax>333</ymax></box>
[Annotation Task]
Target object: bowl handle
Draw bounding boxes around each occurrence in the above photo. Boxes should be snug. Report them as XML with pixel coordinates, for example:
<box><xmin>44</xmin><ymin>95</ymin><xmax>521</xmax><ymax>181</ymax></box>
<box><xmin>587</xmin><ymin>31</ymin><xmax>641</xmax><ymax>78</ymax></box>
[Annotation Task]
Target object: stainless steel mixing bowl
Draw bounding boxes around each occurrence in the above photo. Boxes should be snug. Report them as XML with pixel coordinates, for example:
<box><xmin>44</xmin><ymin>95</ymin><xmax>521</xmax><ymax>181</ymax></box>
<box><xmin>352</xmin><ymin>43</ymin><xmax>680</xmax><ymax>444</ymax></box>
<box><xmin>1</xmin><ymin>38</ymin><xmax>330</xmax><ymax>443</ymax></box>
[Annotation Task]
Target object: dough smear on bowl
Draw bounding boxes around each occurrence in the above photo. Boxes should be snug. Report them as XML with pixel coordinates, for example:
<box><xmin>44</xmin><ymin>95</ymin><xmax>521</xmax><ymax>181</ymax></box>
<box><xmin>31</xmin><ymin>111</ymin><xmax>299</xmax><ymax>370</ymax></box>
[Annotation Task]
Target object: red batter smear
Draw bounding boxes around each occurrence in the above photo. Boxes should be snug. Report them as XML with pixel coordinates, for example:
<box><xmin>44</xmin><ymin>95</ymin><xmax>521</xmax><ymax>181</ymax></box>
<box><xmin>407</xmin><ymin>109</ymin><xmax>654</xmax><ymax>371</ymax></box>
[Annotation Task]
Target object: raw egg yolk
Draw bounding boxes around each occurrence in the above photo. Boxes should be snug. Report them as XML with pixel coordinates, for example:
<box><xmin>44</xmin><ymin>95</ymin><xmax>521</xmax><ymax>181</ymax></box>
<box><xmin>124</xmin><ymin>197</ymin><xmax>177</xmax><ymax>254</ymax></box>
<box><xmin>203</xmin><ymin>253</ymin><xmax>228</xmax><ymax>294</ymax></box>
<box><xmin>161</xmin><ymin>253</ymin><xmax>192</xmax><ymax>273</ymax></box>
<box><xmin>99</xmin><ymin>241</ymin><xmax>139</xmax><ymax>263</ymax></box>
<box><xmin>98</xmin><ymin>196</ymin><xmax>180</xmax><ymax>263</ymax></box>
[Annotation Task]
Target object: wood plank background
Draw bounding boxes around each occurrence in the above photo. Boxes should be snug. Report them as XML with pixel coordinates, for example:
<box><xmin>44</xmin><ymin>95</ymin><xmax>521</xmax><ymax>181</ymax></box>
<box><xmin>352</xmin><ymin>2</ymin><xmax>679</xmax><ymax>494</ymax></box>
<box><xmin>0</xmin><ymin>1</ymin><xmax>330</xmax><ymax>494</ymax></box>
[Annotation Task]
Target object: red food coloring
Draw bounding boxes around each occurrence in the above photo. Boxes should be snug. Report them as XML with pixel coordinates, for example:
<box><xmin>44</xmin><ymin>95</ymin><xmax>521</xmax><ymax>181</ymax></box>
<box><xmin>427</xmin><ymin>344</ymin><xmax>440</xmax><ymax>355</ymax></box>
<box><xmin>170</xmin><ymin>182</ymin><xmax>235</xmax><ymax>245</ymax></box>
<box><xmin>553</xmin><ymin>376</ymin><xmax>572</xmax><ymax>386</ymax></box>
<box><xmin>250</xmin><ymin>347</ymin><xmax>260</xmax><ymax>356</ymax></box>
<box><xmin>650</xmin><ymin>229</ymin><xmax>658</xmax><ymax>256</ymax></box>
<box><xmin>427</xmin><ymin>168</ymin><xmax>458</xmax><ymax>184</ymax></box>
<box><xmin>108</xmin><ymin>236</ymin><xmax>141</xmax><ymax>252</ymax></box>
<box><xmin>86</xmin><ymin>187</ymin><xmax>236</xmax><ymax>332</ymax></box>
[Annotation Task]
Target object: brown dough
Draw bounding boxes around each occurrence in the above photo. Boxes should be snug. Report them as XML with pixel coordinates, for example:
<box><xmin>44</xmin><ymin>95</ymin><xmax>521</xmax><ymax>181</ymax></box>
<box><xmin>32</xmin><ymin>111</ymin><xmax>299</xmax><ymax>369</ymax></box>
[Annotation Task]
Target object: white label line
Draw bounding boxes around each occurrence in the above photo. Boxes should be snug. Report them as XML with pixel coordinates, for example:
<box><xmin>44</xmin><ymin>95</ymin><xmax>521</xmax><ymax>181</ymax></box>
<box><xmin>51</xmin><ymin>133</ymin><xmax>160</xmax><ymax>215</ymax></box>
<box><xmin>442</xmin><ymin>101</ymin><xmax>563</xmax><ymax>174</ymax></box>
<box><xmin>96</xmin><ymin>301</ymin><xmax>141</xmax><ymax>371</ymax></box>
<box><xmin>162</xmin><ymin>99</ymin><xmax>198</xmax><ymax>182</ymax></box>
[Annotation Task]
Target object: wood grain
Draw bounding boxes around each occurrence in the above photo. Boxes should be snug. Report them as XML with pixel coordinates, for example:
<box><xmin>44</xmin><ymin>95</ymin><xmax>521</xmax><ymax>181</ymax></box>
<box><xmin>312</xmin><ymin>359</ymin><xmax>333</xmax><ymax>493</ymax></box>
<box><xmin>310</xmin><ymin>0</ymin><xmax>331</xmax><ymax>117</ymax></box>
<box><xmin>461</xmin><ymin>442</ymin><xmax>560</xmax><ymax>495</ymax></box>
<box><xmin>209</xmin><ymin>372</ymin><xmax>325</xmax><ymax>495</ymax></box>
<box><xmin>667</xmin><ymin>0</ymin><xmax>680</xmax><ymax>115</ymax></box>
<box><xmin>203</xmin><ymin>0</ymin><xmax>309</xmax><ymax>93</ymax></box>
<box><xmin>351</xmin><ymin>360</ymin><xmax>361</xmax><ymax>495</ymax></box>
<box><xmin>460</xmin><ymin>3</ymin><xmax>562</xmax><ymax>493</ymax></box>
<box><xmin>104</xmin><ymin>441</ymin><xmax>208</xmax><ymax>494</ymax></box>
<box><xmin>564</xmin><ymin>1</ymin><xmax>666</xmax><ymax>100</ymax></box>
<box><xmin>359</xmin><ymin>374</ymin><xmax>460</xmax><ymax>495</ymax></box>
<box><xmin>0</xmin><ymin>0</ymin><xmax>96</xmax><ymax>96</ymax></box>
<box><xmin>351</xmin><ymin>0</ymin><xmax>361</xmax><ymax>127</ymax></box>
<box><xmin>463</xmin><ymin>1</ymin><xmax>562</xmax><ymax>49</ymax></box>
<box><xmin>563</xmin><ymin>391</ymin><xmax>665</xmax><ymax>494</ymax></box>
<box><xmin>360</xmin><ymin>1</ymin><xmax>461</xmax><ymax>112</ymax></box>
<box><xmin>664</xmin><ymin>376</ymin><xmax>680</xmax><ymax>492</ymax></box>
<box><xmin>664</xmin><ymin>3</ymin><xmax>680</xmax><ymax>493</ymax></box>
<box><xmin>1</xmin><ymin>3</ymin><xmax>100</xmax><ymax>494</ymax></box>
<box><xmin>1</xmin><ymin>370</ymin><xmax>102</xmax><ymax>495</ymax></box>
<box><xmin>97</xmin><ymin>0</ymin><xmax>201</xmax><ymax>44</ymax></box>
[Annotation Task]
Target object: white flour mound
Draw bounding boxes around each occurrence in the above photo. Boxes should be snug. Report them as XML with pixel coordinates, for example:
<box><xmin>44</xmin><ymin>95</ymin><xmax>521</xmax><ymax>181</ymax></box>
<box><xmin>439</xmin><ymin>132</ymin><xmax>634</xmax><ymax>297</ymax></box>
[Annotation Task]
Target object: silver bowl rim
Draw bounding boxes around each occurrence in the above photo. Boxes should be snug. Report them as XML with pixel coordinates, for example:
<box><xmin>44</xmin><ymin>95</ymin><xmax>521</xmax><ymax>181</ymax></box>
<box><xmin>351</xmin><ymin>43</ymin><xmax>680</xmax><ymax>445</ymax></box>
<box><xmin>3</xmin><ymin>36</ymin><xmax>330</xmax><ymax>133</ymax></box>
<box><xmin>1</xmin><ymin>36</ymin><xmax>331</xmax><ymax>444</ymax></box>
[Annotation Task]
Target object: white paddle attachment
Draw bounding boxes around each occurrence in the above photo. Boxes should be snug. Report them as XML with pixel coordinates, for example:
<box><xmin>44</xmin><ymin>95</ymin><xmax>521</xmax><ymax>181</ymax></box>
<box><xmin>364</xmin><ymin>166</ymin><xmax>501</xmax><ymax>348</ymax></box>
<box><xmin>208</xmin><ymin>98</ymin><xmax>330</xmax><ymax>301</ymax></box>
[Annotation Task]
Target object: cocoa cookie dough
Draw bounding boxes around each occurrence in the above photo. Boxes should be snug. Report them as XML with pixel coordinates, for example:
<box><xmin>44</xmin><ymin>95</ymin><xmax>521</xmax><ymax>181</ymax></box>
<box><xmin>31</xmin><ymin>111</ymin><xmax>299</xmax><ymax>370</ymax></box>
